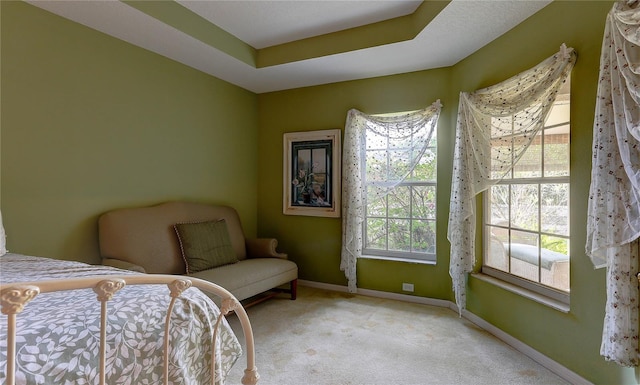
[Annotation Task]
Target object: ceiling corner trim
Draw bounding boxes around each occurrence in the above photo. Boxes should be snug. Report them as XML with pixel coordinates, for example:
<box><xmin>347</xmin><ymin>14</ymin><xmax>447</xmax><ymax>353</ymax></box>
<box><xmin>256</xmin><ymin>0</ymin><xmax>452</xmax><ymax>68</ymax></box>
<box><xmin>122</xmin><ymin>0</ymin><xmax>257</xmax><ymax>67</ymax></box>
<box><xmin>21</xmin><ymin>0</ymin><xmax>552</xmax><ymax>94</ymax></box>
<box><xmin>411</xmin><ymin>1</ymin><xmax>451</xmax><ymax>33</ymax></box>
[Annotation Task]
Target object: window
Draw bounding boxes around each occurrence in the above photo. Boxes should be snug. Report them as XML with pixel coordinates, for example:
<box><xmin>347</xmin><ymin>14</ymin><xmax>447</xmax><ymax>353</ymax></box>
<box><xmin>342</xmin><ymin>102</ymin><xmax>441</xmax><ymax>290</ymax></box>
<box><xmin>363</xmin><ymin>114</ymin><xmax>437</xmax><ymax>262</ymax></box>
<box><xmin>483</xmin><ymin>84</ymin><xmax>570</xmax><ymax>302</ymax></box>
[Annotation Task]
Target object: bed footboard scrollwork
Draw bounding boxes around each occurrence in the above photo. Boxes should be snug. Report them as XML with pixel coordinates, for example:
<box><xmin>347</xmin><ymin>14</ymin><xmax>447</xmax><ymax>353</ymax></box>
<box><xmin>0</xmin><ymin>275</ymin><xmax>259</xmax><ymax>385</ymax></box>
<box><xmin>1</xmin><ymin>285</ymin><xmax>41</xmax><ymax>385</ymax></box>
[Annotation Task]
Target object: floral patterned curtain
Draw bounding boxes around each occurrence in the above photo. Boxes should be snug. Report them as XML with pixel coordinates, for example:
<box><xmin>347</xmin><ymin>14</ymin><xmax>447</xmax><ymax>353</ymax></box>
<box><xmin>448</xmin><ymin>45</ymin><xmax>576</xmax><ymax>314</ymax></box>
<box><xmin>586</xmin><ymin>0</ymin><xmax>640</xmax><ymax>367</ymax></box>
<box><xmin>341</xmin><ymin>101</ymin><xmax>442</xmax><ymax>292</ymax></box>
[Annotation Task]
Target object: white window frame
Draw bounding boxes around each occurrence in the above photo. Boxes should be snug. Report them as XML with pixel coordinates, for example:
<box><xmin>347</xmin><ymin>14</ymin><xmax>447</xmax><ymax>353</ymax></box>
<box><xmin>482</xmin><ymin>96</ymin><xmax>571</xmax><ymax>304</ymax></box>
<box><xmin>362</xmin><ymin>119</ymin><xmax>437</xmax><ymax>263</ymax></box>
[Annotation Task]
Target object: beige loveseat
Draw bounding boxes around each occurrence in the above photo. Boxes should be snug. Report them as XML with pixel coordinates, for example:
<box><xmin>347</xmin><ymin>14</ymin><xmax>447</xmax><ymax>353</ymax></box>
<box><xmin>98</xmin><ymin>201</ymin><xmax>298</xmax><ymax>302</ymax></box>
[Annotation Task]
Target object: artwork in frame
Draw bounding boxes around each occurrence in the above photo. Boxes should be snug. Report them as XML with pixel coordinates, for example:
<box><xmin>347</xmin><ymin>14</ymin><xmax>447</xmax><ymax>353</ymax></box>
<box><xmin>283</xmin><ymin>129</ymin><xmax>341</xmax><ymax>217</ymax></box>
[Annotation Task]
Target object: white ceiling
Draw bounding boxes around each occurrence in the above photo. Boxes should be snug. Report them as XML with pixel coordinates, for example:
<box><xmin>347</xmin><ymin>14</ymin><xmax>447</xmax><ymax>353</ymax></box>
<box><xmin>178</xmin><ymin>0</ymin><xmax>424</xmax><ymax>49</ymax></box>
<box><xmin>26</xmin><ymin>0</ymin><xmax>552</xmax><ymax>94</ymax></box>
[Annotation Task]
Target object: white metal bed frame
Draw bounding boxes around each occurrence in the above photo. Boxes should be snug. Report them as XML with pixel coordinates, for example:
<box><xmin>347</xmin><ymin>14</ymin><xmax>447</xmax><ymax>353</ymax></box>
<box><xmin>0</xmin><ymin>275</ymin><xmax>260</xmax><ymax>385</ymax></box>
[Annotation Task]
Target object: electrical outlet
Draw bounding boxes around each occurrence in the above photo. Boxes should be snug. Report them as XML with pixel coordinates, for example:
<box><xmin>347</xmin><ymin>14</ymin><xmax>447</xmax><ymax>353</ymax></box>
<box><xmin>402</xmin><ymin>282</ymin><xmax>414</xmax><ymax>292</ymax></box>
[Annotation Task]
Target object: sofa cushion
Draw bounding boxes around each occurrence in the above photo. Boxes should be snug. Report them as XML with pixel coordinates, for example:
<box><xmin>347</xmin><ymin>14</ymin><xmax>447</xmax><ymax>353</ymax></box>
<box><xmin>174</xmin><ymin>219</ymin><xmax>238</xmax><ymax>274</ymax></box>
<box><xmin>191</xmin><ymin>258</ymin><xmax>298</xmax><ymax>301</ymax></box>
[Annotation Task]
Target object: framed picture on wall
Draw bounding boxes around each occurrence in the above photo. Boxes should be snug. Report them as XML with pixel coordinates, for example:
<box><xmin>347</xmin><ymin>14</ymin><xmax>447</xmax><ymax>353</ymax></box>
<box><xmin>283</xmin><ymin>129</ymin><xmax>341</xmax><ymax>217</ymax></box>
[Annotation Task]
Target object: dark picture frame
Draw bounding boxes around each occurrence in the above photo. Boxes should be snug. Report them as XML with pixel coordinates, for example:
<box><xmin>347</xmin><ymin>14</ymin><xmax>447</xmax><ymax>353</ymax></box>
<box><xmin>283</xmin><ymin>129</ymin><xmax>341</xmax><ymax>217</ymax></box>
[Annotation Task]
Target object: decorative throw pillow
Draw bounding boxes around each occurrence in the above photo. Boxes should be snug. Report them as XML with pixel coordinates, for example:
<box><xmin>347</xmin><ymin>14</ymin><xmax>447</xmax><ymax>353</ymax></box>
<box><xmin>0</xmin><ymin>210</ymin><xmax>7</xmax><ymax>256</ymax></box>
<box><xmin>174</xmin><ymin>219</ymin><xmax>238</xmax><ymax>274</ymax></box>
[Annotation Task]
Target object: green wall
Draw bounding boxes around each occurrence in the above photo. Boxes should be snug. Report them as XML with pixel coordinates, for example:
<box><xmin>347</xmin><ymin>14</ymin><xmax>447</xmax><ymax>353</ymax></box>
<box><xmin>257</xmin><ymin>1</ymin><xmax>632</xmax><ymax>383</ymax></box>
<box><xmin>257</xmin><ymin>69</ymin><xmax>454</xmax><ymax>299</ymax></box>
<box><xmin>455</xmin><ymin>2</ymin><xmax>624</xmax><ymax>384</ymax></box>
<box><xmin>1</xmin><ymin>0</ymin><xmax>635</xmax><ymax>383</ymax></box>
<box><xmin>0</xmin><ymin>1</ymin><xmax>259</xmax><ymax>264</ymax></box>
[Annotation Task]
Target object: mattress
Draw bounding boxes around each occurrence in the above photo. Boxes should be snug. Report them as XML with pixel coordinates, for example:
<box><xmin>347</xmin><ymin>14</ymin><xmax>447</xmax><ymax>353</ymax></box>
<box><xmin>0</xmin><ymin>253</ymin><xmax>242</xmax><ymax>384</ymax></box>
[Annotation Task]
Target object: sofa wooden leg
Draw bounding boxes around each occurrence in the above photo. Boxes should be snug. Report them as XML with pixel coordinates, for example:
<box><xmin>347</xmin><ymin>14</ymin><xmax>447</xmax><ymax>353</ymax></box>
<box><xmin>290</xmin><ymin>279</ymin><xmax>297</xmax><ymax>300</ymax></box>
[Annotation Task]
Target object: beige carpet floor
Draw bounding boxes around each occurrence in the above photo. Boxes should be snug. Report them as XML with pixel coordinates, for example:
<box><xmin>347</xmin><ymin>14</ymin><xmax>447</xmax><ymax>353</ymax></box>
<box><xmin>225</xmin><ymin>286</ymin><xmax>569</xmax><ymax>385</ymax></box>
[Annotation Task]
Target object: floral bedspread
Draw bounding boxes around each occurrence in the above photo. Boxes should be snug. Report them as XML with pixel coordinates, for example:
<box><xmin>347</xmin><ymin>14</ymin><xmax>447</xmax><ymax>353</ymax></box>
<box><xmin>0</xmin><ymin>254</ymin><xmax>242</xmax><ymax>385</ymax></box>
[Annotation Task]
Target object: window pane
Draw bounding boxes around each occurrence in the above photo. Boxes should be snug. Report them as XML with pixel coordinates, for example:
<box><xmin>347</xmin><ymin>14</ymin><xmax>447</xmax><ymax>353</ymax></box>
<box><xmin>511</xmin><ymin>184</ymin><xmax>539</xmax><ymax>231</ymax></box>
<box><xmin>428</xmin><ymin>132</ymin><xmax>437</xmax><ymax>148</ymax></box>
<box><xmin>412</xmin><ymin>185</ymin><xmax>436</xmax><ymax>219</ymax></box>
<box><xmin>490</xmin><ymin>137</ymin><xmax>513</xmax><ymax>179</ymax></box>
<box><xmin>366</xmin><ymin>150</ymin><xmax>387</xmax><ymax>182</ymax></box>
<box><xmin>486</xmin><ymin>226</ymin><xmax>509</xmax><ymax>272</ymax></box>
<box><xmin>540</xmin><ymin>236</ymin><xmax>570</xmax><ymax>292</ymax></box>
<box><xmin>389</xmin><ymin>135</ymin><xmax>411</xmax><ymax>150</ymax></box>
<box><xmin>545</xmin><ymin>102</ymin><xmax>570</xmax><ymax>127</ymax></box>
<box><xmin>388</xmin><ymin>187</ymin><xmax>410</xmax><ymax>218</ymax></box>
<box><xmin>541</xmin><ymin>235</ymin><xmax>569</xmax><ymax>255</ymax></box>
<box><xmin>511</xmin><ymin>229</ymin><xmax>538</xmax><ymax>246</ymax></box>
<box><xmin>412</xmin><ymin>220</ymin><xmax>435</xmax><ymax>253</ymax></box>
<box><xmin>366</xmin><ymin>185</ymin><xmax>387</xmax><ymax>217</ymax></box>
<box><xmin>366</xmin><ymin>218</ymin><xmax>386</xmax><ymax>250</ymax></box>
<box><xmin>410</xmin><ymin>147</ymin><xmax>436</xmax><ymax>181</ymax></box>
<box><xmin>509</xmin><ymin>230</ymin><xmax>539</xmax><ymax>282</ymax></box>
<box><xmin>513</xmin><ymin>132</ymin><xmax>542</xmax><ymax>178</ymax></box>
<box><xmin>488</xmin><ymin>185</ymin><xmax>509</xmax><ymax>226</ymax></box>
<box><xmin>388</xmin><ymin>150</ymin><xmax>410</xmax><ymax>180</ymax></box>
<box><xmin>388</xmin><ymin>219</ymin><xmax>410</xmax><ymax>252</ymax></box>
<box><xmin>541</xmin><ymin>183</ymin><xmax>569</xmax><ymax>236</ymax></box>
<box><xmin>544</xmin><ymin>126</ymin><xmax>570</xmax><ymax>177</ymax></box>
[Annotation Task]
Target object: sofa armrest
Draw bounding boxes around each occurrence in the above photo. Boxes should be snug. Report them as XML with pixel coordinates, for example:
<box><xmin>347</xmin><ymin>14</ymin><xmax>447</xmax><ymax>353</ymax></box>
<box><xmin>102</xmin><ymin>258</ymin><xmax>147</xmax><ymax>273</ymax></box>
<box><xmin>245</xmin><ymin>238</ymin><xmax>288</xmax><ymax>259</ymax></box>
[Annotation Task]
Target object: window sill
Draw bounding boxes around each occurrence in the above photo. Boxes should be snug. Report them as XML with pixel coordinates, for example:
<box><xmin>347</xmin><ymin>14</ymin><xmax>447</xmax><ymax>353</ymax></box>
<box><xmin>471</xmin><ymin>273</ymin><xmax>570</xmax><ymax>313</ymax></box>
<box><xmin>360</xmin><ymin>254</ymin><xmax>436</xmax><ymax>265</ymax></box>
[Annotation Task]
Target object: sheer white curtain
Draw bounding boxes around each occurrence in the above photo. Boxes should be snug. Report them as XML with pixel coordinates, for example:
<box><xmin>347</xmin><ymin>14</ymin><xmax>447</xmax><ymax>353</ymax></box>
<box><xmin>448</xmin><ymin>45</ymin><xmax>576</xmax><ymax>313</ymax></box>
<box><xmin>0</xmin><ymin>210</ymin><xmax>6</xmax><ymax>256</ymax></box>
<box><xmin>341</xmin><ymin>101</ymin><xmax>442</xmax><ymax>292</ymax></box>
<box><xmin>586</xmin><ymin>0</ymin><xmax>640</xmax><ymax>367</ymax></box>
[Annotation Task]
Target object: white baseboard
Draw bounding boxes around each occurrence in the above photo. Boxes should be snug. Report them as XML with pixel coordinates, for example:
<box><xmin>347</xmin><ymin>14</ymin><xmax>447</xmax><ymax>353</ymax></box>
<box><xmin>298</xmin><ymin>279</ymin><xmax>349</xmax><ymax>293</ymax></box>
<box><xmin>299</xmin><ymin>279</ymin><xmax>452</xmax><ymax>308</ymax></box>
<box><xmin>298</xmin><ymin>279</ymin><xmax>592</xmax><ymax>385</ymax></box>
<box><xmin>460</xmin><ymin>309</ymin><xmax>592</xmax><ymax>385</ymax></box>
